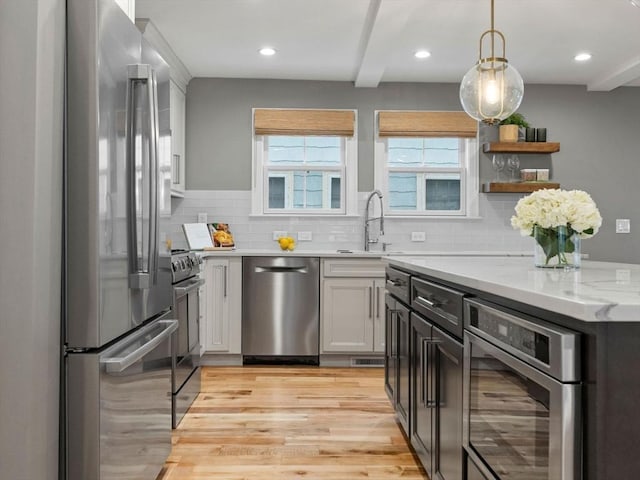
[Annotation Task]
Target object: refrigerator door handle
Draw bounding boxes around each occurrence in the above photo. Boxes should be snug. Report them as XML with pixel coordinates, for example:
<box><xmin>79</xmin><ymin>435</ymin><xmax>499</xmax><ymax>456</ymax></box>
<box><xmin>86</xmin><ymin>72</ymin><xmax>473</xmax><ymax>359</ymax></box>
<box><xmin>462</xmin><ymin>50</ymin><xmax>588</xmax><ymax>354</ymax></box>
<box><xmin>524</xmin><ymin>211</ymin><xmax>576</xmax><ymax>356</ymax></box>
<box><xmin>126</xmin><ymin>64</ymin><xmax>160</xmax><ymax>290</ymax></box>
<box><xmin>147</xmin><ymin>68</ymin><xmax>160</xmax><ymax>285</ymax></box>
<box><xmin>102</xmin><ymin>320</ymin><xmax>177</xmax><ymax>373</ymax></box>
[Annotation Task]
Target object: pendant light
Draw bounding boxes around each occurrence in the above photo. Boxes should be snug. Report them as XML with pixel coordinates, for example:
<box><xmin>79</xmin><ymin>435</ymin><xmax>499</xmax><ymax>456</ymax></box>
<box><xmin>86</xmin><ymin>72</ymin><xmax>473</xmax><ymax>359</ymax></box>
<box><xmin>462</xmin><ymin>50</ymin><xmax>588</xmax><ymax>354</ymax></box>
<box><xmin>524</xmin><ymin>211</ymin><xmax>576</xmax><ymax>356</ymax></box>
<box><xmin>459</xmin><ymin>0</ymin><xmax>524</xmax><ymax>124</ymax></box>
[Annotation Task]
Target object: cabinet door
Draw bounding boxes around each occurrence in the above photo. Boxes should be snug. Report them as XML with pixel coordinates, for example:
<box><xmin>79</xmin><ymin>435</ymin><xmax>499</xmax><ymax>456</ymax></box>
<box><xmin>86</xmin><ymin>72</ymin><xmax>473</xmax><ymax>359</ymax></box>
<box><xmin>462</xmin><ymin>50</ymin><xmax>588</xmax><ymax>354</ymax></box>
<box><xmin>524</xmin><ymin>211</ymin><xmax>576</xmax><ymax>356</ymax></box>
<box><xmin>410</xmin><ymin>312</ymin><xmax>434</xmax><ymax>474</ymax></box>
<box><xmin>433</xmin><ymin>325</ymin><xmax>463</xmax><ymax>480</ymax></box>
<box><xmin>396</xmin><ymin>302</ymin><xmax>411</xmax><ymax>433</ymax></box>
<box><xmin>225</xmin><ymin>257</ymin><xmax>242</xmax><ymax>354</ymax></box>
<box><xmin>322</xmin><ymin>278</ymin><xmax>374</xmax><ymax>352</ymax></box>
<box><xmin>384</xmin><ymin>294</ymin><xmax>397</xmax><ymax>405</ymax></box>
<box><xmin>169</xmin><ymin>80</ymin><xmax>185</xmax><ymax>193</ymax></box>
<box><xmin>203</xmin><ymin>259</ymin><xmax>230</xmax><ymax>352</ymax></box>
<box><xmin>373</xmin><ymin>279</ymin><xmax>386</xmax><ymax>353</ymax></box>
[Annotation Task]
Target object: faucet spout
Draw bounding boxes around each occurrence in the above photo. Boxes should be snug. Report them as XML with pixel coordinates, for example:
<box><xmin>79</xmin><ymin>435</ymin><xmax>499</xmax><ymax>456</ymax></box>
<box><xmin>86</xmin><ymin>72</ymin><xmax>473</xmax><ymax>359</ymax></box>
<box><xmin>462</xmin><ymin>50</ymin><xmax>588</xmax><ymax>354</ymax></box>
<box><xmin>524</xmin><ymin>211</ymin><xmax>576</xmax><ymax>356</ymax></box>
<box><xmin>364</xmin><ymin>190</ymin><xmax>384</xmax><ymax>251</ymax></box>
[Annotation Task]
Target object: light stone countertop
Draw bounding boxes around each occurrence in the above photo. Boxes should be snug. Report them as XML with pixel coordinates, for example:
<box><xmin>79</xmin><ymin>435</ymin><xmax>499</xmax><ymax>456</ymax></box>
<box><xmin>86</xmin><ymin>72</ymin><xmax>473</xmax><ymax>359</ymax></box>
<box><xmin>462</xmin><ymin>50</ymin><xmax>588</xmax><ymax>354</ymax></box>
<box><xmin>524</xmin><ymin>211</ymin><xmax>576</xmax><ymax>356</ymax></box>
<box><xmin>384</xmin><ymin>256</ymin><xmax>640</xmax><ymax>322</ymax></box>
<box><xmin>196</xmin><ymin>249</ymin><xmax>530</xmax><ymax>259</ymax></box>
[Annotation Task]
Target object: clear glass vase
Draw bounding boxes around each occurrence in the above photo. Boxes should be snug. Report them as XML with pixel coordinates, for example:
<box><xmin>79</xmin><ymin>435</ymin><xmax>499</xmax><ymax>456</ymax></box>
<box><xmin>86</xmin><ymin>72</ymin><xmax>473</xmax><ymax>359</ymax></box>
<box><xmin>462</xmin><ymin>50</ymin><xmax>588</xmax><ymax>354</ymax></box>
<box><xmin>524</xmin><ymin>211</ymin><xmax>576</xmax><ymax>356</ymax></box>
<box><xmin>533</xmin><ymin>225</ymin><xmax>581</xmax><ymax>269</ymax></box>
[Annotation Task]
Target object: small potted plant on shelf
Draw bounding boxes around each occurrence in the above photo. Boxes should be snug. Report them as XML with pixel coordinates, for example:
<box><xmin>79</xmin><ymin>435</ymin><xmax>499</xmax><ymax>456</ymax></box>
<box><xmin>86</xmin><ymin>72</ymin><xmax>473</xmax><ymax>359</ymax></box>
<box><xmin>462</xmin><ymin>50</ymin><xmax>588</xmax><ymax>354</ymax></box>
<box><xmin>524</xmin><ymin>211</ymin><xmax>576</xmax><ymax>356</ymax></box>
<box><xmin>499</xmin><ymin>112</ymin><xmax>529</xmax><ymax>143</ymax></box>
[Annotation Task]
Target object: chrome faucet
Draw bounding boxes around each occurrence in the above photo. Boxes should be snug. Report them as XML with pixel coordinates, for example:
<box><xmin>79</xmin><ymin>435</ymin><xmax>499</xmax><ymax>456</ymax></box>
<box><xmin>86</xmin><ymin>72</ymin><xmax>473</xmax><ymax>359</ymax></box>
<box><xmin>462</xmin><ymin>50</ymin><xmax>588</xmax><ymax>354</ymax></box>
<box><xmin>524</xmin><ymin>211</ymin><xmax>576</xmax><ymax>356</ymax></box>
<box><xmin>364</xmin><ymin>190</ymin><xmax>384</xmax><ymax>251</ymax></box>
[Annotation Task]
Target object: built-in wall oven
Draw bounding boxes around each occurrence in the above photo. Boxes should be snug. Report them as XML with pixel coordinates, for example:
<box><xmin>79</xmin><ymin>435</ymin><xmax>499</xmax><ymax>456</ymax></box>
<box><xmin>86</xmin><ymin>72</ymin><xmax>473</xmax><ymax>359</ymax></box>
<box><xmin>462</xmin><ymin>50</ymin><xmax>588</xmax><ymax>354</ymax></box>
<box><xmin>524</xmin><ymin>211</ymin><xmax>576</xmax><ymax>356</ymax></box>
<box><xmin>171</xmin><ymin>250</ymin><xmax>204</xmax><ymax>428</ymax></box>
<box><xmin>463</xmin><ymin>298</ymin><xmax>581</xmax><ymax>480</ymax></box>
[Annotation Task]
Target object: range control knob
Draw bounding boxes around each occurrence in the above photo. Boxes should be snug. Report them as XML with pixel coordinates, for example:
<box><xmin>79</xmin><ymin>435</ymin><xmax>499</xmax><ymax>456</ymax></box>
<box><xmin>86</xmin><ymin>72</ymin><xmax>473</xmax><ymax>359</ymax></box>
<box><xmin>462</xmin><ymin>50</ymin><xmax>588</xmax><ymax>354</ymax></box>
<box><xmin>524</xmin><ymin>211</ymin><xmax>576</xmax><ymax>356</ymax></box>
<box><xmin>171</xmin><ymin>261</ymin><xmax>179</xmax><ymax>272</ymax></box>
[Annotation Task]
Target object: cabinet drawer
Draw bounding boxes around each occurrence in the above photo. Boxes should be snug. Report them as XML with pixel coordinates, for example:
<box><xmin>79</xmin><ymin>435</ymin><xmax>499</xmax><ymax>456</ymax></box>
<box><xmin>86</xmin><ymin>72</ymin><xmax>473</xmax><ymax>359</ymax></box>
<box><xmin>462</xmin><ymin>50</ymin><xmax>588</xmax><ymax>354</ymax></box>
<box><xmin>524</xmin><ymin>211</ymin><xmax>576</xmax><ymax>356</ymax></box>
<box><xmin>323</xmin><ymin>258</ymin><xmax>384</xmax><ymax>277</ymax></box>
<box><xmin>411</xmin><ymin>277</ymin><xmax>465</xmax><ymax>339</ymax></box>
<box><xmin>385</xmin><ymin>267</ymin><xmax>411</xmax><ymax>304</ymax></box>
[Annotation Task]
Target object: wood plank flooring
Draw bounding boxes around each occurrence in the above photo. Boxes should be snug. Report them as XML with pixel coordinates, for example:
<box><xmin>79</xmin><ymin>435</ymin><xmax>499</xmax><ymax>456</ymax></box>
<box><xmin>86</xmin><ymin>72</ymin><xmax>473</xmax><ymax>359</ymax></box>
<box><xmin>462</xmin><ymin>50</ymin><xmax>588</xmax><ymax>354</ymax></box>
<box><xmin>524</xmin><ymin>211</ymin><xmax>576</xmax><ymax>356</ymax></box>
<box><xmin>156</xmin><ymin>366</ymin><xmax>428</xmax><ymax>480</ymax></box>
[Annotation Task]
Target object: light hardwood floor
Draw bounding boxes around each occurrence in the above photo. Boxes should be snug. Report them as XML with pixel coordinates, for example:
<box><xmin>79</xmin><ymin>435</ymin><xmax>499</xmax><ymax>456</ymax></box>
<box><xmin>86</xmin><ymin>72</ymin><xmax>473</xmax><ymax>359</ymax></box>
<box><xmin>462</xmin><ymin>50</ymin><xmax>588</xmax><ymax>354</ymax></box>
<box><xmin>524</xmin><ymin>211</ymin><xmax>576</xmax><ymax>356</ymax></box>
<box><xmin>156</xmin><ymin>366</ymin><xmax>428</xmax><ymax>480</ymax></box>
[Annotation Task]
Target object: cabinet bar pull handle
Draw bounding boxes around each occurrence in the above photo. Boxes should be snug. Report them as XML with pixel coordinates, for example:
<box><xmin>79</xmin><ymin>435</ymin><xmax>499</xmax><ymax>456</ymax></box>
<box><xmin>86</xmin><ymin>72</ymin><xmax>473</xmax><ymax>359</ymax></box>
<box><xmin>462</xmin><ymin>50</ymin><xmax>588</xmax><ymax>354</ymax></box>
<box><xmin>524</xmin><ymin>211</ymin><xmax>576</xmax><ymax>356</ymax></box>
<box><xmin>223</xmin><ymin>265</ymin><xmax>228</xmax><ymax>298</ymax></box>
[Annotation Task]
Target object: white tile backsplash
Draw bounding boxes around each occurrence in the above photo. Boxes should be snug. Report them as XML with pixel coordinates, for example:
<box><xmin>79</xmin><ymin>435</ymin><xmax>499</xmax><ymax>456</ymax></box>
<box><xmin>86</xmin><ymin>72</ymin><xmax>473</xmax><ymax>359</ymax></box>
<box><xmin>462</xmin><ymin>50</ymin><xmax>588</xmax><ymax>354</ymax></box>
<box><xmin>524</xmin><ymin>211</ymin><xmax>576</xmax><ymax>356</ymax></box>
<box><xmin>170</xmin><ymin>190</ymin><xmax>531</xmax><ymax>253</ymax></box>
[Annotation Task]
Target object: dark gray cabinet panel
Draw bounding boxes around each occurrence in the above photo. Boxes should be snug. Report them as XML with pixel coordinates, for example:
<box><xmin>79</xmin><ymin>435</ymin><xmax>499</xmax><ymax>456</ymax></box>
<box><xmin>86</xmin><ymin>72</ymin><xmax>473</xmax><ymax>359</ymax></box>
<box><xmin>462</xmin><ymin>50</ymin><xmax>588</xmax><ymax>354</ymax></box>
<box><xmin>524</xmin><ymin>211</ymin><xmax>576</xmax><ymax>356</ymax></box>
<box><xmin>396</xmin><ymin>302</ymin><xmax>411</xmax><ymax>433</ymax></box>
<box><xmin>384</xmin><ymin>293</ymin><xmax>397</xmax><ymax>405</ymax></box>
<box><xmin>433</xmin><ymin>324</ymin><xmax>463</xmax><ymax>480</ymax></box>
<box><xmin>410</xmin><ymin>313</ymin><xmax>434</xmax><ymax>473</ymax></box>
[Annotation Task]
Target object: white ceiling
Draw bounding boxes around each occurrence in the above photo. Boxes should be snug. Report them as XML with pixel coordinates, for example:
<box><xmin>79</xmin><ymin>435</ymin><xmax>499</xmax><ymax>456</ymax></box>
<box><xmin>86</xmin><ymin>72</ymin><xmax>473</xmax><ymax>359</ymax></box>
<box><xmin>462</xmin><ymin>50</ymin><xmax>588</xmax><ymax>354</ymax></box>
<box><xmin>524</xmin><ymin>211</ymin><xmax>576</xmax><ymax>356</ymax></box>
<box><xmin>136</xmin><ymin>0</ymin><xmax>640</xmax><ymax>91</ymax></box>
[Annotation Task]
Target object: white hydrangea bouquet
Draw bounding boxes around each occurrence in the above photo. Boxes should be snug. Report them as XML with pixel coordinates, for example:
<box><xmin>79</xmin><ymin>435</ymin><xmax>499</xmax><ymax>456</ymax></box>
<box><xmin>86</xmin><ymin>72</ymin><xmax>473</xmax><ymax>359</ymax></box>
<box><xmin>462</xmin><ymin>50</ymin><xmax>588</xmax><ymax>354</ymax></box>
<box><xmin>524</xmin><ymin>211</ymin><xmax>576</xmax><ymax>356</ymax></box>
<box><xmin>511</xmin><ymin>189</ymin><xmax>602</xmax><ymax>268</ymax></box>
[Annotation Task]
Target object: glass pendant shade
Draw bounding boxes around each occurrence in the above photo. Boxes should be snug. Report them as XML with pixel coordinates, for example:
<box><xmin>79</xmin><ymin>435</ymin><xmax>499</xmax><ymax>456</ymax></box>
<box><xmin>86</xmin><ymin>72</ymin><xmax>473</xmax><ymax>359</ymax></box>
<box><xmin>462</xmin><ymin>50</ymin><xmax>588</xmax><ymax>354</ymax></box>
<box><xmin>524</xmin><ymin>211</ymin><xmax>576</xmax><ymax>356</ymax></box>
<box><xmin>459</xmin><ymin>59</ymin><xmax>524</xmax><ymax>123</ymax></box>
<box><xmin>459</xmin><ymin>0</ymin><xmax>524</xmax><ymax>124</ymax></box>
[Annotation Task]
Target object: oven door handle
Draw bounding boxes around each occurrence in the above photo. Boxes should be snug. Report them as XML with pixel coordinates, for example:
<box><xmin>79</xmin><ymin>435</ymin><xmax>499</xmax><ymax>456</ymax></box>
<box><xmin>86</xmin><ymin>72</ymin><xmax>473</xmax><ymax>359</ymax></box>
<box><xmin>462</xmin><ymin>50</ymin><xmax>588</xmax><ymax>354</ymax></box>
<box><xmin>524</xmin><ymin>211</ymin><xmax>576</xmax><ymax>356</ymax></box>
<box><xmin>174</xmin><ymin>278</ymin><xmax>205</xmax><ymax>298</ymax></box>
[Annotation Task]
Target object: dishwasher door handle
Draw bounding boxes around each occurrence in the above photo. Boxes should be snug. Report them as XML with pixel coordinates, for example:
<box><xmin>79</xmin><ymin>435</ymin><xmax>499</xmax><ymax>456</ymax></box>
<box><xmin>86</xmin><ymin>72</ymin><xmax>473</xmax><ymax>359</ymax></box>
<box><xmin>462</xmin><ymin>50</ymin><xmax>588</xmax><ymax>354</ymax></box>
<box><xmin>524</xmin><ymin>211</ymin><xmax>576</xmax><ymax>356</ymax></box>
<box><xmin>254</xmin><ymin>266</ymin><xmax>308</xmax><ymax>274</ymax></box>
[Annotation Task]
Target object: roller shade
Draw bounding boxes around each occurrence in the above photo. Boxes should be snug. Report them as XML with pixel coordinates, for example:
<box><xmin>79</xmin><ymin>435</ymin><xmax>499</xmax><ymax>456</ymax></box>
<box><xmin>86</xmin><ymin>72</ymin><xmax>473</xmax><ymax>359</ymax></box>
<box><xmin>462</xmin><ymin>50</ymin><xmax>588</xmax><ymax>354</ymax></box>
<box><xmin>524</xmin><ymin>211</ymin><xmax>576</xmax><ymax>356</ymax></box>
<box><xmin>254</xmin><ymin>109</ymin><xmax>355</xmax><ymax>136</ymax></box>
<box><xmin>378</xmin><ymin>111</ymin><xmax>477</xmax><ymax>138</ymax></box>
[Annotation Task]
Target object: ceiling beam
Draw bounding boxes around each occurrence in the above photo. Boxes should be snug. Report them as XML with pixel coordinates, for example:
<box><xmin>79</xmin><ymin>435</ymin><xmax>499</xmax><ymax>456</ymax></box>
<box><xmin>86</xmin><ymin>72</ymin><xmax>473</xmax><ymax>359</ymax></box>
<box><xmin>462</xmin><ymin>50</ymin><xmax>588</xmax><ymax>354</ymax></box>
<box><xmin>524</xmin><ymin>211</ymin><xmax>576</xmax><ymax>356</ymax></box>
<box><xmin>587</xmin><ymin>55</ymin><xmax>640</xmax><ymax>91</ymax></box>
<box><xmin>354</xmin><ymin>0</ymin><xmax>419</xmax><ymax>88</ymax></box>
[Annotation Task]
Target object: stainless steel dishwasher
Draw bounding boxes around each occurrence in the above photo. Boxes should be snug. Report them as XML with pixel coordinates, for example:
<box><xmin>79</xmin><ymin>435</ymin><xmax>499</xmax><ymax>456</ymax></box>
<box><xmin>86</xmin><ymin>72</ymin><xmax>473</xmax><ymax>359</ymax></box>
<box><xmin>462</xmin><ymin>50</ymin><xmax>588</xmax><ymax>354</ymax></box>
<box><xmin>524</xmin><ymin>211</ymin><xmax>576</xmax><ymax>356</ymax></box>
<box><xmin>242</xmin><ymin>256</ymin><xmax>320</xmax><ymax>364</ymax></box>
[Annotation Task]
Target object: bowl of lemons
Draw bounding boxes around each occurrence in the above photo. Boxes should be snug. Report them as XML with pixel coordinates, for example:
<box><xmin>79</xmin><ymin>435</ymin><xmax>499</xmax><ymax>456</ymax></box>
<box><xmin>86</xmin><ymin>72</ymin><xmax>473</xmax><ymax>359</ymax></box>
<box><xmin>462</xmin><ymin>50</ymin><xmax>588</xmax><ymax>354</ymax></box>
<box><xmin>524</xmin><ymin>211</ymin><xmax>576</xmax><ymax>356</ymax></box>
<box><xmin>277</xmin><ymin>236</ymin><xmax>296</xmax><ymax>251</ymax></box>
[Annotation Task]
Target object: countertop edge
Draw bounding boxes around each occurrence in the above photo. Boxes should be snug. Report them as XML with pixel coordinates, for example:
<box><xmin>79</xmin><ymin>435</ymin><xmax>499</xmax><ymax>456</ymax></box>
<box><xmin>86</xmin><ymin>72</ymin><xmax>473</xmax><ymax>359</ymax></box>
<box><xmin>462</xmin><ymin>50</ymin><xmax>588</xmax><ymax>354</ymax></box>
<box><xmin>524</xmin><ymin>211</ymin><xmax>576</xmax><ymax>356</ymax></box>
<box><xmin>383</xmin><ymin>256</ymin><xmax>640</xmax><ymax>323</ymax></box>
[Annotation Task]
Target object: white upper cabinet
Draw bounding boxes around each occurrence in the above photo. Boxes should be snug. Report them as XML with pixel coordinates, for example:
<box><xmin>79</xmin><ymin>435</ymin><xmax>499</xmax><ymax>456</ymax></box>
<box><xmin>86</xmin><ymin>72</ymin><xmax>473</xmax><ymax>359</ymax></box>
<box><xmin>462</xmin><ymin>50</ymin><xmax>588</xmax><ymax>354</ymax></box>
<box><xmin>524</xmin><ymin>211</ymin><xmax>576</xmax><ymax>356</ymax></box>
<box><xmin>170</xmin><ymin>80</ymin><xmax>186</xmax><ymax>193</ymax></box>
<box><xmin>136</xmin><ymin>19</ymin><xmax>192</xmax><ymax>196</ymax></box>
<box><xmin>115</xmin><ymin>0</ymin><xmax>135</xmax><ymax>22</ymax></box>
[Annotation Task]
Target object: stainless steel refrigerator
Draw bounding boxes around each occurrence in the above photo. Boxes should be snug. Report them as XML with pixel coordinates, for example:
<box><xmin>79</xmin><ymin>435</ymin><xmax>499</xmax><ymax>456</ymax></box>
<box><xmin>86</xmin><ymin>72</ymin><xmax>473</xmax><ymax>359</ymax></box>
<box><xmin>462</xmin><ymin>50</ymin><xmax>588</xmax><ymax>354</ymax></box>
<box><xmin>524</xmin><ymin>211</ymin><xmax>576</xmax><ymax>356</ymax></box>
<box><xmin>64</xmin><ymin>0</ymin><xmax>175</xmax><ymax>478</ymax></box>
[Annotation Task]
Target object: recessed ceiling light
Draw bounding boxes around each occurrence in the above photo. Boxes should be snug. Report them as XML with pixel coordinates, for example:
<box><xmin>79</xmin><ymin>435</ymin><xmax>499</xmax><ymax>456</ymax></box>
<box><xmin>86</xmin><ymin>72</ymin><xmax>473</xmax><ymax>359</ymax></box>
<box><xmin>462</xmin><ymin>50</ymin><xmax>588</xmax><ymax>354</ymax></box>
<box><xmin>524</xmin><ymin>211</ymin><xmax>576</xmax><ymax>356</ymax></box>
<box><xmin>574</xmin><ymin>53</ymin><xmax>592</xmax><ymax>62</ymax></box>
<box><xmin>259</xmin><ymin>47</ymin><xmax>276</xmax><ymax>56</ymax></box>
<box><xmin>414</xmin><ymin>50</ymin><xmax>431</xmax><ymax>59</ymax></box>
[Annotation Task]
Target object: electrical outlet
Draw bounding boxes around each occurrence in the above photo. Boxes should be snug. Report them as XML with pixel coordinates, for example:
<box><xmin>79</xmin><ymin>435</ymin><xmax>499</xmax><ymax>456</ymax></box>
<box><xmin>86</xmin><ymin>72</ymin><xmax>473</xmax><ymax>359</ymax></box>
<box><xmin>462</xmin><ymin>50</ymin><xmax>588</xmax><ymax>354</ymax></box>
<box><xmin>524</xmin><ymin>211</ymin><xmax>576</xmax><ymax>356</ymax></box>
<box><xmin>197</xmin><ymin>212</ymin><xmax>208</xmax><ymax>223</ymax></box>
<box><xmin>273</xmin><ymin>230</ymin><xmax>288</xmax><ymax>240</ymax></box>
<box><xmin>616</xmin><ymin>269</ymin><xmax>631</xmax><ymax>284</ymax></box>
<box><xmin>616</xmin><ymin>219</ymin><xmax>631</xmax><ymax>234</ymax></box>
<box><xmin>411</xmin><ymin>231</ymin><xmax>426</xmax><ymax>242</ymax></box>
<box><xmin>298</xmin><ymin>231</ymin><xmax>312</xmax><ymax>241</ymax></box>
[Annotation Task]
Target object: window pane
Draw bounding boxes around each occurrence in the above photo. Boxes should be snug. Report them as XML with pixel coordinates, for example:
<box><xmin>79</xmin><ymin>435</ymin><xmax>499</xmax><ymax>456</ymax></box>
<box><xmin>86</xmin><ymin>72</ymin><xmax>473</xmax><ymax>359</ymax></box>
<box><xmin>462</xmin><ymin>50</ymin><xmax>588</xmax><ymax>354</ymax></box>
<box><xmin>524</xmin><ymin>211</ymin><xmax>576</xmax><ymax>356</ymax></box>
<box><xmin>268</xmin><ymin>170</ymin><xmax>341</xmax><ymax>209</ymax></box>
<box><xmin>267</xmin><ymin>136</ymin><xmax>341</xmax><ymax>166</ymax></box>
<box><xmin>302</xmin><ymin>172</ymin><xmax>323</xmax><ymax>208</ymax></box>
<box><xmin>425</xmin><ymin>173</ymin><xmax>460</xmax><ymax>210</ymax></box>
<box><xmin>268</xmin><ymin>176</ymin><xmax>285</xmax><ymax>208</ymax></box>
<box><xmin>388</xmin><ymin>138</ymin><xmax>423</xmax><ymax>166</ymax></box>
<box><xmin>305</xmin><ymin>137</ymin><xmax>341</xmax><ymax>165</ymax></box>
<box><xmin>330</xmin><ymin>177</ymin><xmax>341</xmax><ymax>209</ymax></box>
<box><xmin>425</xmin><ymin>138</ymin><xmax>460</xmax><ymax>168</ymax></box>
<box><xmin>268</xmin><ymin>136</ymin><xmax>304</xmax><ymax>164</ymax></box>
<box><xmin>389</xmin><ymin>172</ymin><xmax>417</xmax><ymax>210</ymax></box>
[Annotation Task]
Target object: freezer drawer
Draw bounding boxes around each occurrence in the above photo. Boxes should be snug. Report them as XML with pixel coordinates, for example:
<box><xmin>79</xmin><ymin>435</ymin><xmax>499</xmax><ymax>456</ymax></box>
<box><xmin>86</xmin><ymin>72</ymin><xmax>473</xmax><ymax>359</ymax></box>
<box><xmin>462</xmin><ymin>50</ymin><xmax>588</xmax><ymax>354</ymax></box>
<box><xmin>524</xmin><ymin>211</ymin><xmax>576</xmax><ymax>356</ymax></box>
<box><xmin>67</xmin><ymin>317</ymin><xmax>177</xmax><ymax>480</ymax></box>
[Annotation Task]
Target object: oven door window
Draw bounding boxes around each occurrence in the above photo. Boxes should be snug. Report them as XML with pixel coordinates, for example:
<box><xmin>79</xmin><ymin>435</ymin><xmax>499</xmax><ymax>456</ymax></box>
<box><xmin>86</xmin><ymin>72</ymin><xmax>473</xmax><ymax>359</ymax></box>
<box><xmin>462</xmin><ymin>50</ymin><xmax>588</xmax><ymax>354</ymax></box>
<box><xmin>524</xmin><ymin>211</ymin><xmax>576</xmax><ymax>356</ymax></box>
<box><xmin>469</xmin><ymin>341</ymin><xmax>551</xmax><ymax>479</ymax></box>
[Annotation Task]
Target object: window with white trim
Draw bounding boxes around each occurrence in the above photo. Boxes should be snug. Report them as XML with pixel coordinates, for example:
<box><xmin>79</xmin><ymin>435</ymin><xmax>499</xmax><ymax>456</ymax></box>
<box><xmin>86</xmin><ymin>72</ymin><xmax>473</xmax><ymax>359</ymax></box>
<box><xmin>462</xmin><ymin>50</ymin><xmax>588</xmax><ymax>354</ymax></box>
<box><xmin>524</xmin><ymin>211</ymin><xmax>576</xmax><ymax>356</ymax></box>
<box><xmin>252</xmin><ymin>109</ymin><xmax>358</xmax><ymax>215</ymax></box>
<box><xmin>375</xmin><ymin>111</ymin><xmax>479</xmax><ymax>217</ymax></box>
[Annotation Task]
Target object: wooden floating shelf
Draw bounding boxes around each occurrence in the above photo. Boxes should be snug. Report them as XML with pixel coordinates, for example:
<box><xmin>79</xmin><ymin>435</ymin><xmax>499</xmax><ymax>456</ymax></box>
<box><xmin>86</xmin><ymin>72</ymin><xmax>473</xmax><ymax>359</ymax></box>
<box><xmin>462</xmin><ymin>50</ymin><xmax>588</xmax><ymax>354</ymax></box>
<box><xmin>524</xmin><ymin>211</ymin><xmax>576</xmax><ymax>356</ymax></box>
<box><xmin>483</xmin><ymin>142</ymin><xmax>561</xmax><ymax>154</ymax></box>
<box><xmin>482</xmin><ymin>182</ymin><xmax>561</xmax><ymax>193</ymax></box>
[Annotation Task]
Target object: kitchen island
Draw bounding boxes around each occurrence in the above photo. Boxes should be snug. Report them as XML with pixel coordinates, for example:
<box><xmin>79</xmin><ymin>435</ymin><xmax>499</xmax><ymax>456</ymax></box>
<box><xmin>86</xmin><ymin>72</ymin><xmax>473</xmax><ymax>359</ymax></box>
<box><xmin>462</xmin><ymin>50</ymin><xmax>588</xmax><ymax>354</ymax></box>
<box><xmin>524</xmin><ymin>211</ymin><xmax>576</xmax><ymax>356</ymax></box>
<box><xmin>384</xmin><ymin>255</ymin><xmax>640</xmax><ymax>480</ymax></box>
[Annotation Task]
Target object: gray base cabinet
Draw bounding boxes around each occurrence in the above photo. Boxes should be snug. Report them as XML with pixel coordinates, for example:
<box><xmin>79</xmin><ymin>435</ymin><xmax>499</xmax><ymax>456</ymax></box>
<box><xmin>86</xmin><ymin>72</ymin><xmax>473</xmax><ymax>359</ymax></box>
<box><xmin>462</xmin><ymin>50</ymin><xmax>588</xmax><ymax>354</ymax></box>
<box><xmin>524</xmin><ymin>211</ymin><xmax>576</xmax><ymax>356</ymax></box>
<box><xmin>396</xmin><ymin>303</ymin><xmax>411</xmax><ymax>432</ymax></box>
<box><xmin>385</xmin><ymin>266</ymin><xmax>465</xmax><ymax>479</ymax></box>
<box><xmin>410</xmin><ymin>312</ymin><xmax>463</xmax><ymax>480</ymax></box>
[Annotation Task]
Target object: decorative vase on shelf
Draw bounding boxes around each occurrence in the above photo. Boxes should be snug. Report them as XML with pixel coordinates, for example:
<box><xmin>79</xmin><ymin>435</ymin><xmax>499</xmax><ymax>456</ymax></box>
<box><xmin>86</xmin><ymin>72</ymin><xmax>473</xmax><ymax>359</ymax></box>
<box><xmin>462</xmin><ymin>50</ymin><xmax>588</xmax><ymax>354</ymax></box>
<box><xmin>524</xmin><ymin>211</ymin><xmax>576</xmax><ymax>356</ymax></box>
<box><xmin>499</xmin><ymin>124</ymin><xmax>519</xmax><ymax>143</ymax></box>
<box><xmin>533</xmin><ymin>225</ymin><xmax>581</xmax><ymax>269</ymax></box>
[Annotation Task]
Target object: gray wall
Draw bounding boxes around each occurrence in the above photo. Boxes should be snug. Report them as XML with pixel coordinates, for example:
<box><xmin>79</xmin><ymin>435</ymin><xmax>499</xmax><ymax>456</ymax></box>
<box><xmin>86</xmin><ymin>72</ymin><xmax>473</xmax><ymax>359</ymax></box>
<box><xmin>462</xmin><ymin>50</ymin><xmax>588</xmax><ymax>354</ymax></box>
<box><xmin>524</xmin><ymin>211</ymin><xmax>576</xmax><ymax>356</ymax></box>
<box><xmin>0</xmin><ymin>0</ymin><xmax>64</xmax><ymax>478</ymax></box>
<box><xmin>186</xmin><ymin>78</ymin><xmax>640</xmax><ymax>263</ymax></box>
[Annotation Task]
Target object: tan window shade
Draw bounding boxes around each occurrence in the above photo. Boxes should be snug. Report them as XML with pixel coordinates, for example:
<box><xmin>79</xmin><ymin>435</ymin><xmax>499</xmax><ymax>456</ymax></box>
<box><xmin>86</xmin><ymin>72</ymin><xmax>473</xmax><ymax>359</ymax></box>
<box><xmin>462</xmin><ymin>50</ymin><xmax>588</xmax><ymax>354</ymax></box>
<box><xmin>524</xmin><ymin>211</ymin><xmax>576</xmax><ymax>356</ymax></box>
<box><xmin>254</xmin><ymin>109</ymin><xmax>355</xmax><ymax>136</ymax></box>
<box><xmin>378</xmin><ymin>111</ymin><xmax>477</xmax><ymax>138</ymax></box>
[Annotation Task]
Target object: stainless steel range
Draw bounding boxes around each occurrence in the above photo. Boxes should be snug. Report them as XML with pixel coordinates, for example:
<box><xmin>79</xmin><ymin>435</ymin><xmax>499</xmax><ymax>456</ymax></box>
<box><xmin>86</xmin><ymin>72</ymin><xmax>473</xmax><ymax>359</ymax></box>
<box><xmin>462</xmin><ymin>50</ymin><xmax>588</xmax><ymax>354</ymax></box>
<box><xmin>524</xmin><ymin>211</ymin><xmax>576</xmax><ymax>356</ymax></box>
<box><xmin>171</xmin><ymin>250</ymin><xmax>204</xmax><ymax>428</ymax></box>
